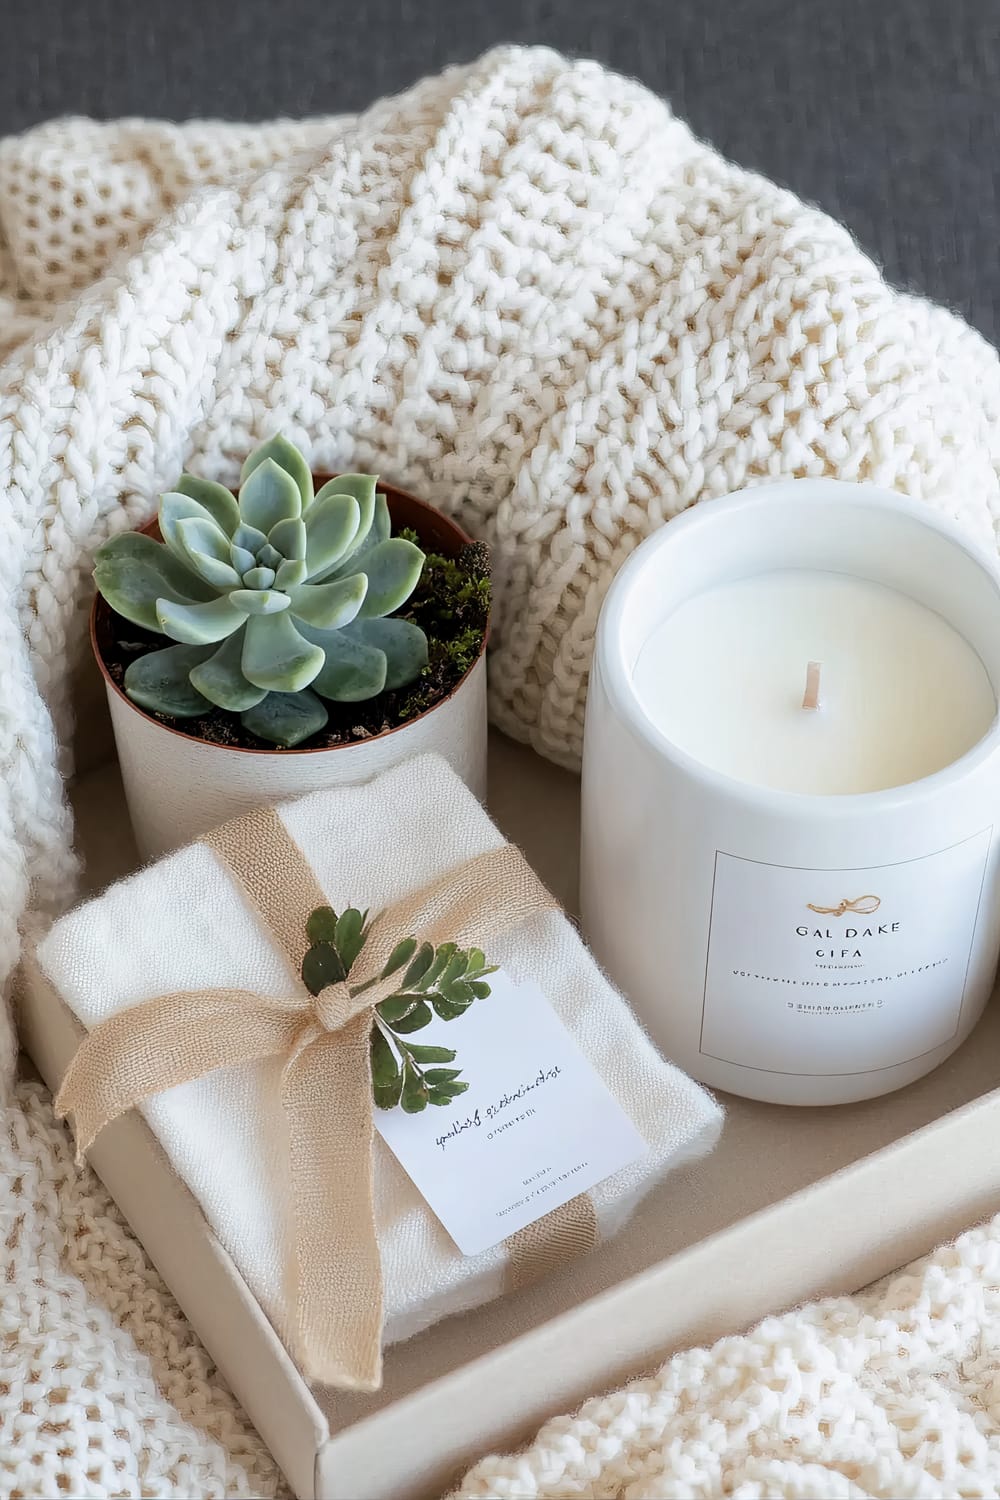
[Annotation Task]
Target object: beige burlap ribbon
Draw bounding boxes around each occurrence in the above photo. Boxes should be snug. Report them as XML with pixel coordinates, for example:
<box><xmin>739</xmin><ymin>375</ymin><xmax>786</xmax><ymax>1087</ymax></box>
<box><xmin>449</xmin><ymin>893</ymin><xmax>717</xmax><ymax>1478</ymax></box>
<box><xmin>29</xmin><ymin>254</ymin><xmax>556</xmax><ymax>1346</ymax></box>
<box><xmin>55</xmin><ymin>805</ymin><xmax>597</xmax><ymax>1391</ymax></box>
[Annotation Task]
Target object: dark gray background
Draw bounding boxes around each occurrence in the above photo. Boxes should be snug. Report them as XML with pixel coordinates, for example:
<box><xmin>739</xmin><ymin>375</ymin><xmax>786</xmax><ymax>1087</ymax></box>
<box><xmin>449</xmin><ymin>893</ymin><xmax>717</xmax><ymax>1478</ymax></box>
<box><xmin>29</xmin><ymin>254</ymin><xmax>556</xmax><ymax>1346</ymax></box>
<box><xmin>6</xmin><ymin>0</ymin><xmax>998</xmax><ymax>344</ymax></box>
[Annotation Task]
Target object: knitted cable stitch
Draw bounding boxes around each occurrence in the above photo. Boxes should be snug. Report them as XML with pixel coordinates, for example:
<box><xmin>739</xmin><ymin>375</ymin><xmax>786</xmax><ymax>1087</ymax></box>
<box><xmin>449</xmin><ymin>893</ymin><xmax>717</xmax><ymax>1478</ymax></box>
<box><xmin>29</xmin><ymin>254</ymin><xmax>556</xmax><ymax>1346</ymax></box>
<box><xmin>1</xmin><ymin>44</ymin><xmax>1000</xmax><ymax>1497</ymax></box>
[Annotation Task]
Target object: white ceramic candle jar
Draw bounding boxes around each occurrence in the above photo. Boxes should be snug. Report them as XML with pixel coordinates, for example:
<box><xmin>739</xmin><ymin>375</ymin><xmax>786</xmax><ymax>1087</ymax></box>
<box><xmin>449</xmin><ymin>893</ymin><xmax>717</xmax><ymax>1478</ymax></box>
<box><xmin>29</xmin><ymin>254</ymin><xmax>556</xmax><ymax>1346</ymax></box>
<box><xmin>581</xmin><ymin>480</ymin><xmax>1000</xmax><ymax>1106</ymax></box>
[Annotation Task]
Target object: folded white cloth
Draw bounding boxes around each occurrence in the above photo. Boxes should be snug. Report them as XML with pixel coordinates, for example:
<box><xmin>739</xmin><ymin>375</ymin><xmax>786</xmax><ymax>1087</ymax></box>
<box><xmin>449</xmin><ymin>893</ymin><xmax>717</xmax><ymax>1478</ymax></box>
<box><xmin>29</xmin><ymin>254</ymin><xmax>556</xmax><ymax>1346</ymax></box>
<box><xmin>36</xmin><ymin>753</ymin><xmax>721</xmax><ymax>1356</ymax></box>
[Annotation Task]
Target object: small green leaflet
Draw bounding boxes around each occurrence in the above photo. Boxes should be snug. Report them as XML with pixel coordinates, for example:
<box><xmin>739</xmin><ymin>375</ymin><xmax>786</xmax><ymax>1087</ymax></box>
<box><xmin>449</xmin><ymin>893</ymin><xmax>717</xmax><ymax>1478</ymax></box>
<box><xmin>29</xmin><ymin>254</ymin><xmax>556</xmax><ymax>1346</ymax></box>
<box><xmin>300</xmin><ymin>904</ymin><xmax>497</xmax><ymax>1112</ymax></box>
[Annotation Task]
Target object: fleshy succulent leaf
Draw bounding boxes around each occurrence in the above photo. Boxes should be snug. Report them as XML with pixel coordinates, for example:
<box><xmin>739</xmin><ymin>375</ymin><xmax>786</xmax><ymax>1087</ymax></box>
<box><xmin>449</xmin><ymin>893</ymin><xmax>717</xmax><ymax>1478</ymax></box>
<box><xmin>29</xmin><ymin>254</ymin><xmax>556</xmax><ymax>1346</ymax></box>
<box><xmin>242</xmin><ymin>566</ymin><xmax>277</xmax><ymax>590</ymax></box>
<box><xmin>188</xmin><ymin>628</ymin><xmax>268</xmax><ymax>711</ymax></box>
<box><xmin>94</xmin><ymin>531</ymin><xmax>215</xmax><ymax>629</ymax></box>
<box><xmin>175</xmin><ymin>515</ymin><xmax>230</xmax><ymax>564</ymax></box>
<box><xmin>303</xmin><ymin>493</ymin><xmax>362</xmax><ymax>578</ymax></box>
<box><xmin>228</xmin><ymin>588</ymin><xmax>292</xmax><ymax>616</ymax></box>
<box><xmin>315</xmin><ymin>473</ymin><xmax>378</xmax><ymax>507</ymax></box>
<box><xmin>340</xmin><ymin>616</ymin><xmax>428</xmax><ymax>689</ymax></box>
<box><xmin>275</xmin><ymin>558</ymin><xmax>307</xmax><ymax>588</ymax></box>
<box><xmin>241</xmin><ymin>611</ymin><xmax>325</xmax><ymax>691</ymax></box>
<box><xmin>286</xmin><ymin>575</ymin><xmax>367</xmax><ymax>630</ymax></box>
<box><xmin>233</xmin><ymin>523</ymin><xmax>269</xmax><ymax>555</ymax></box>
<box><xmin>314</xmin><ymin>473</ymin><xmax>376</xmax><ymax>527</ymax></box>
<box><xmin>324</xmin><ymin>492</ymin><xmax>391</xmax><ymax>581</ymax></box>
<box><xmin>159</xmin><ymin>491</ymin><xmax>224</xmax><ymax>558</ymax></box>
<box><xmin>155</xmin><ymin>594</ymin><xmax>248</xmax><ymax>645</ymax></box>
<box><xmin>298</xmin><ymin>623</ymin><xmax>387</xmax><ymax>701</ymax></box>
<box><xmin>230</xmin><ymin>544</ymin><xmax>257</xmax><ymax>576</ymax></box>
<box><xmin>240</xmin><ymin>435</ymin><xmax>314</xmax><ymax>511</ymax></box>
<box><xmin>174</xmin><ymin>474</ymin><xmax>241</xmax><ymax>536</ymax></box>
<box><xmin>268</xmin><ymin>516</ymin><xmax>307</xmax><ymax>561</ymax></box>
<box><xmin>238</xmin><ymin>458</ymin><xmax>302</xmax><ymax>533</ymax></box>
<box><xmin>123</xmin><ymin>643</ymin><xmax>213</xmax><ymax>717</ymax></box>
<box><xmin>257</xmin><ymin>543</ymin><xmax>284</xmax><ymax>570</ymax></box>
<box><xmin>174</xmin><ymin>517</ymin><xmax>242</xmax><ymax>590</ymax></box>
<box><xmin>240</xmin><ymin>688</ymin><xmax>328</xmax><ymax>747</ymax></box>
<box><xmin>371</xmin><ymin>491</ymin><xmax>391</xmax><ymax>541</ymax></box>
<box><xmin>357</xmin><ymin>538</ymin><xmax>424</xmax><ymax>619</ymax></box>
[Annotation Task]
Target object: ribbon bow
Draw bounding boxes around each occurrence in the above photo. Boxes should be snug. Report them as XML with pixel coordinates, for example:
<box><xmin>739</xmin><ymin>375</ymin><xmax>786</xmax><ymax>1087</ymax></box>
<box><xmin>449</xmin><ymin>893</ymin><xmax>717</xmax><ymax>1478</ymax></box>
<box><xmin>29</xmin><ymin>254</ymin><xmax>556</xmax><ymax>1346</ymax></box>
<box><xmin>55</xmin><ymin>804</ymin><xmax>563</xmax><ymax>1391</ymax></box>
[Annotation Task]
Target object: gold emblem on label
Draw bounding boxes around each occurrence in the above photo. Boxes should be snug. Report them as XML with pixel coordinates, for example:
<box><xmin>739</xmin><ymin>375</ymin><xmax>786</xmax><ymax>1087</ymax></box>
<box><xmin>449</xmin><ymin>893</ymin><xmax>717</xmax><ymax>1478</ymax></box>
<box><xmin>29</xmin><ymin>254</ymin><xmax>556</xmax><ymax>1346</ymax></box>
<box><xmin>806</xmin><ymin>895</ymin><xmax>881</xmax><ymax>917</ymax></box>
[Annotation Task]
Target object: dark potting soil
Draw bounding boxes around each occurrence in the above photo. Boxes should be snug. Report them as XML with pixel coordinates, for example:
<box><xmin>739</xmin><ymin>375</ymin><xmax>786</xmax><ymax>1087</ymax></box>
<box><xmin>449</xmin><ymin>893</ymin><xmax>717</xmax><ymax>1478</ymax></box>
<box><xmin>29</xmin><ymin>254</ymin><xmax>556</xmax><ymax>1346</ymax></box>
<box><xmin>100</xmin><ymin>539</ymin><xmax>491</xmax><ymax>750</ymax></box>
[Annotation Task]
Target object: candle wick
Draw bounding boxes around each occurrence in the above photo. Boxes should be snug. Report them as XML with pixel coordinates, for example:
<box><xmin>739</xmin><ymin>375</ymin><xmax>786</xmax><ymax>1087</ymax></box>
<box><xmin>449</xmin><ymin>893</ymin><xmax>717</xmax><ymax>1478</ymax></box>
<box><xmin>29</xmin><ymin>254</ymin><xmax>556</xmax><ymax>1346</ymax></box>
<box><xmin>802</xmin><ymin>661</ymin><xmax>822</xmax><ymax>711</ymax></box>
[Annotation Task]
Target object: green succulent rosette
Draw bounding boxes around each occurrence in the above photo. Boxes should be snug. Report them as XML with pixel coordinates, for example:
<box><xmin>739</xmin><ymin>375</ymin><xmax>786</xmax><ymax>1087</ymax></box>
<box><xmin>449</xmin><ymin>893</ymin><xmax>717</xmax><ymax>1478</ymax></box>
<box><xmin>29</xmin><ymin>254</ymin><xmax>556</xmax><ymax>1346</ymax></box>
<box><xmin>95</xmin><ymin>436</ymin><xmax>428</xmax><ymax>746</ymax></box>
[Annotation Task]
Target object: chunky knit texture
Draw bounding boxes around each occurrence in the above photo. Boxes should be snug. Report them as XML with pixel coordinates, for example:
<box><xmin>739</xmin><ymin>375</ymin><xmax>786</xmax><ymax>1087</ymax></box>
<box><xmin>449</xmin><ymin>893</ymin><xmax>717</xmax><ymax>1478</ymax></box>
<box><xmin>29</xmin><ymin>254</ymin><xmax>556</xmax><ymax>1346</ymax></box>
<box><xmin>452</xmin><ymin>1212</ymin><xmax>1000</xmax><ymax>1499</ymax></box>
<box><xmin>1</xmin><ymin>1078</ymin><xmax>288</xmax><ymax>1499</ymax></box>
<box><xmin>2</xmin><ymin>43</ymin><xmax>1000</xmax><ymax>1497</ymax></box>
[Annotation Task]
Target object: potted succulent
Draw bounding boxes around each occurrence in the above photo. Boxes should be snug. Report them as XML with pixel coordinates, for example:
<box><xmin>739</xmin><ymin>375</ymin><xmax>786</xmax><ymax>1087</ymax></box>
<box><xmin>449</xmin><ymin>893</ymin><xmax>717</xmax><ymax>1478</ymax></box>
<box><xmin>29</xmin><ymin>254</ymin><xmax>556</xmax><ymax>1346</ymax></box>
<box><xmin>91</xmin><ymin>436</ymin><xmax>490</xmax><ymax>860</ymax></box>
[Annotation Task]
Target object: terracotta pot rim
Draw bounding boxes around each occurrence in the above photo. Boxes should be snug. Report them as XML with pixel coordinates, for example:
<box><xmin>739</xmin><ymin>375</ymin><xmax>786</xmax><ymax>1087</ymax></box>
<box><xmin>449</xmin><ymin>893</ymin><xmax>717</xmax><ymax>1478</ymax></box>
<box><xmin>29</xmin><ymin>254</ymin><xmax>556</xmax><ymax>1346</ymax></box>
<box><xmin>90</xmin><ymin>476</ymin><xmax>489</xmax><ymax>757</ymax></box>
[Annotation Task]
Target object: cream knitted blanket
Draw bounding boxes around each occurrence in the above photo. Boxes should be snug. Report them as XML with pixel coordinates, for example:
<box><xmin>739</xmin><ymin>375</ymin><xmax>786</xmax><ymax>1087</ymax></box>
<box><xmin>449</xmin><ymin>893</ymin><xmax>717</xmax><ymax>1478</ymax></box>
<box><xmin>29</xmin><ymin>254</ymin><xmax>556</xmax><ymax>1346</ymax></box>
<box><xmin>453</xmin><ymin>1209</ymin><xmax>1000</xmax><ymax>1499</ymax></box>
<box><xmin>3</xmin><ymin>43</ymin><xmax>1000</xmax><ymax>1498</ymax></box>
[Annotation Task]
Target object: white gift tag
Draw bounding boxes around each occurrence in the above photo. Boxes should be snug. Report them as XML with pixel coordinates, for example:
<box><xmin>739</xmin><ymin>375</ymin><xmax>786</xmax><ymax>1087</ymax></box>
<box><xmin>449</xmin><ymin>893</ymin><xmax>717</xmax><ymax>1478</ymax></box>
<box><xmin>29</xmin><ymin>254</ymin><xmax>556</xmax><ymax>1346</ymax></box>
<box><xmin>374</xmin><ymin>969</ymin><xmax>648</xmax><ymax>1256</ymax></box>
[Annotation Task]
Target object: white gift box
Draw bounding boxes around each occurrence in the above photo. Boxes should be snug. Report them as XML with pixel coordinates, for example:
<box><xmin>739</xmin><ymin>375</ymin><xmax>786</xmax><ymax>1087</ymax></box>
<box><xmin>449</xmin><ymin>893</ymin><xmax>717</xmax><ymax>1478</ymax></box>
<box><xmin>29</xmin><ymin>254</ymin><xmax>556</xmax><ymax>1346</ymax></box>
<box><xmin>30</xmin><ymin>754</ymin><xmax>722</xmax><ymax>1362</ymax></box>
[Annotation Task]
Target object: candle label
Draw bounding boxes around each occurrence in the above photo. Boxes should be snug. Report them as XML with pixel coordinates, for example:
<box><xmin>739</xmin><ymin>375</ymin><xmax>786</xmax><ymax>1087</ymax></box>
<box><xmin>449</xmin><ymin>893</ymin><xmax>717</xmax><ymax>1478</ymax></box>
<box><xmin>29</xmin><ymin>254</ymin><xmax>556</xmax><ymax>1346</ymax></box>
<box><xmin>701</xmin><ymin>829</ymin><xmax>992</xmax><ymax>1076</ymax></box>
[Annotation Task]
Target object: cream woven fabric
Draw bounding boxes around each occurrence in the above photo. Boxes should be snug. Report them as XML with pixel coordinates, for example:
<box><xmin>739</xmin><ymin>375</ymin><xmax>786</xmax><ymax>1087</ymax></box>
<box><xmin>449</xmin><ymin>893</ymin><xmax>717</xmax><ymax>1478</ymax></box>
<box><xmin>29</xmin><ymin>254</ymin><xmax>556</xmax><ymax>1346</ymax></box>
<box><xmin>2</xmin><ymin>41</ymin><xmax>1000</xmax><ymax>1498</ymax></box>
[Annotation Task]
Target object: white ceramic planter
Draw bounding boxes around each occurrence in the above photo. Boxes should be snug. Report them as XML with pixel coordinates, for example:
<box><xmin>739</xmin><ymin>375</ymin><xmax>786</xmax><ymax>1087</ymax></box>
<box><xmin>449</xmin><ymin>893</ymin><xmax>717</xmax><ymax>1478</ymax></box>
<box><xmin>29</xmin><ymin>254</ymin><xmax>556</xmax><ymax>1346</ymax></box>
<box><xmin>103</xmin><ymin>654</ymin><xmax>487</xmax><ymax>862</ymax></box>
<box><xmin>93</xmin><ymin>477</ymin><xmax>489</xmax><ymax>862</ymax></box>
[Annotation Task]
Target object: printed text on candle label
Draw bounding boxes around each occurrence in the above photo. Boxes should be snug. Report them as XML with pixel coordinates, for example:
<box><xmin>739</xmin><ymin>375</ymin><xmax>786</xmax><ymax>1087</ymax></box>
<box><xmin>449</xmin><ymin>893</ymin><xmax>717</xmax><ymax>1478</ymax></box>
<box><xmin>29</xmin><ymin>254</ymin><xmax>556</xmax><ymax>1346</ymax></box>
<box><xmin>374</xmin><ymin>970</ymin><xmax>647</xmax><ymax>1255</ymax></box>
<box><xmin>700</xmin><ymin>830</ymin><xmax>992</xmax><ymax>1075</ymax></box>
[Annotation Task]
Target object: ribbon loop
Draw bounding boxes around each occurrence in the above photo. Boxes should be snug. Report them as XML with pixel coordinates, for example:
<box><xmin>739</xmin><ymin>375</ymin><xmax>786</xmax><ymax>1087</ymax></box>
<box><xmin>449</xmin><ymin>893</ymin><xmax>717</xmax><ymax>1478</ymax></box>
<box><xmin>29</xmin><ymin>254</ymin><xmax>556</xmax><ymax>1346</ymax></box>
<box><xmin>53</xmin><ymin>803</ymin><xmax>562</xmax><ymax>1392</ymax></box>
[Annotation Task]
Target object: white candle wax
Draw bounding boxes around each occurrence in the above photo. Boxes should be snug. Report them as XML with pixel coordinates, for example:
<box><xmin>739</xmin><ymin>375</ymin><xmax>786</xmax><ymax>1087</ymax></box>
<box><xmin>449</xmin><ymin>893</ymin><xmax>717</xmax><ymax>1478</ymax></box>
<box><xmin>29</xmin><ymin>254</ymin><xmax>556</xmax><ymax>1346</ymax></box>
<box><xmin>631</xmin><ymin>569</ymin><xmax>997</xmax><ymax>795</ymax></box>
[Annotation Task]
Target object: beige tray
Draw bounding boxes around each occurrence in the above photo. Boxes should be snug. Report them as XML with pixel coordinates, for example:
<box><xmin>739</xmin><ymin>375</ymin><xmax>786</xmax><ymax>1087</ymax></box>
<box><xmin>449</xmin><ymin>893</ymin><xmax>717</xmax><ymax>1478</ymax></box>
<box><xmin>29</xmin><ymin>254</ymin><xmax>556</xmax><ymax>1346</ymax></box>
<box><xmin>19</xmin><ymin>727</ymin><xmax>1000</xmax><ymax>1500</ymax></box>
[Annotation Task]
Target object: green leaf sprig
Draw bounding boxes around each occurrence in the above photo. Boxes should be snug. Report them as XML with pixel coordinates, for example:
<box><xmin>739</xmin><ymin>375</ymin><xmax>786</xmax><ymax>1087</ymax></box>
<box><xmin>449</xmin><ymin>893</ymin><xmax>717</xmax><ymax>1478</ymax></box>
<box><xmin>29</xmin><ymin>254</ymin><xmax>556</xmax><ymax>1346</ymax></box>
<box><xmin>300</xmin><ymin>905</ymin><xmax>497</xmax><ymax>1113</ymax></box>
